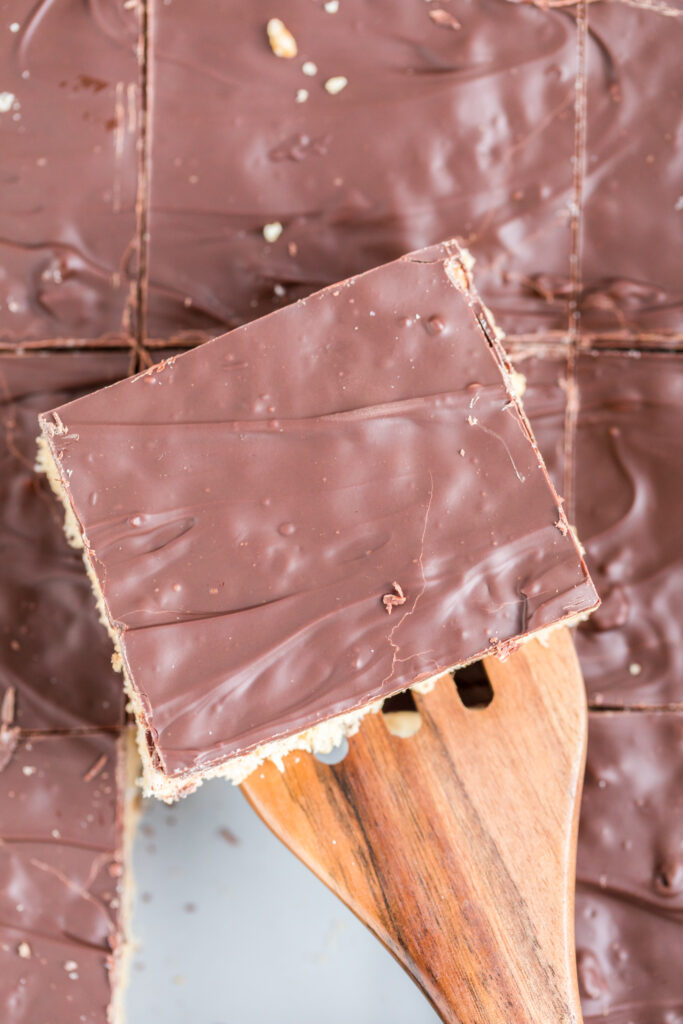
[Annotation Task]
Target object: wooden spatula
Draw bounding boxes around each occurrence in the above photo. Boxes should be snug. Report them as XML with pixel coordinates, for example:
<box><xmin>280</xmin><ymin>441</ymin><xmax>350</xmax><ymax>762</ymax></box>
<box><xmin>241</xmin><ymin>626</ymin><xmax>586</xmax><ymax>1024</ymax></box>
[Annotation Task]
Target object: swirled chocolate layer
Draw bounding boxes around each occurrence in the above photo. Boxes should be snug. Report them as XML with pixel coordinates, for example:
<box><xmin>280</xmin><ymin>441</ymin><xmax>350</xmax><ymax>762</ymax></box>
<box><xmin>40</xmin><ymin>243</ymin><xmax>597</xmax><ymax>790</ymax></box>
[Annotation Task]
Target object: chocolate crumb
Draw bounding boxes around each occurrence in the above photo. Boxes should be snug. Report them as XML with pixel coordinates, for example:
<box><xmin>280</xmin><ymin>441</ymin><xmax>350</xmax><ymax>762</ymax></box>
<box><xmin>555</xmin><ymin>516</ymin><xmax>569</xmax><ymax>536</ymax></box>
<box><xmin>218</xmin><ymin>826</ymin><xmax>239</xmax><ymax>846</ymax></box>
<box><xmin>428</xmin><ymin>8</ymin><xmax>461</xmax><ymax>30</ymax></box>
<box><xmin>383</xmin><ymin>581</ymin><xmax>407</xmax><ymax>615</ymax></box>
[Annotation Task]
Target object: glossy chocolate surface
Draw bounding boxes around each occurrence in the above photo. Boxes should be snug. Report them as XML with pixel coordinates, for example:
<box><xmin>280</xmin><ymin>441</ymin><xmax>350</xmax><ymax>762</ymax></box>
<box><xmin>0</xmin><ymin>731</ymin><xmax>124</xmax><ymax>1024</ymax></box>
<box><xmin>574</xmin><ymin>352</ymin><xmax>683</xmax><ymax>706</ymax></box>
<box><xmin>2</xmin><ymin>1</ymin><xmax>681</xmax><ymax>349</ymax></box>
<box><xmin>580</xmin><ymin>3</ymin><xmax>683</xmax><ymax>337</ymax></box>
<box><xmin>145</xmin><ymin>0</ymin><xmax>578</xmax><ymax>341</ymax></box>
<box><xmin>506</xmin><ymin>347</ymin><xmax>570</xmax><ymax>499</ymax></box>
<box><xmin>576</xmin><ymin>711</ymin><xmax>683</xmax><ymax>1022</ymax></box>
<box><xmin>508</xmin><ymin>346</ymin><xmax>683</xmax><ymax>707</ymax></box>
<box><xmin>42</xmin><ymin>244</ymin><xmax>597</xmax><ymax>780</ymax></box>
<box><xmin>0</xmin><ymin>0</ymin><xmax>139</xmax><ymax>345</ymax></box>
<box><xmin>0</xmin><ymin>352</ymin><xmax>131</xmax><ymax>729</ymax></box>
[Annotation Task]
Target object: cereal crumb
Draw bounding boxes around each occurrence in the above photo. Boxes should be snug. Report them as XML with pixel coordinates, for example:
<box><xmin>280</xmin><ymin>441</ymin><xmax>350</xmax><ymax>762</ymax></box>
<box><xmin>324</xmin><ymin>76</ymin><xmax>348</xmax><ymax>95</ymax></box>
<box><xmin>17</xmin><ymin>942</ymin><xmax>31</xmax><ymax>959</ymax></box>
<box><xmin>324</xmin><ymin>0</ymin><xmax>339</xmax><ymax>10</ymax></box>
<box><xmin>509</xmin><ymin>370</ymin><xmax>526</xmax><ymax>398</ymax></box>
<box><xmin>263</xmin><ymin>221</ymin><xmax>283</xmax><ymax>243</ymax></box>
<box><xmin>267</xmin><ymin>18</ymin><xmax>298</xmax><ymax>59</ymax></box>
<box><xmin>429</xmin><ymin>8</ymin><xmax>461</xmax><ymax>29</ymax></box>
<box><xmin>382</xmin><ymin>581</ymin><xmax>407</xmax><ymax>615</ymax></box>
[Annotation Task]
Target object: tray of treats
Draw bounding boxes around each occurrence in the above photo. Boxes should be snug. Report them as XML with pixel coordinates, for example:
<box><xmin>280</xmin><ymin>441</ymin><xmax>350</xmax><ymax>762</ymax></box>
<box><xmin>1</xmin><ymin>1</ymin><xmax>681</xmax><ymax>1021</ymax></box>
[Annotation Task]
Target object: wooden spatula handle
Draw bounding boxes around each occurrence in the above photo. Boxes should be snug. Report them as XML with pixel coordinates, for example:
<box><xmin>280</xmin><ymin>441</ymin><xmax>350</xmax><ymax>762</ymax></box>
<box><xmin>242</xmin><ymin>627</ymin><xmax>586</xmax><ymax>1023</ymax></box>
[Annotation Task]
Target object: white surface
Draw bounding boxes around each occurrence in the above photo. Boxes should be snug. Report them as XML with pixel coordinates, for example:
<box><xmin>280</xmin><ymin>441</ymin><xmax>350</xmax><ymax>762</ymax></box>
<box><xmin>126</xmin><ymin>777</ymin><xmax>440</xmax><ymax>1024</ymax></box>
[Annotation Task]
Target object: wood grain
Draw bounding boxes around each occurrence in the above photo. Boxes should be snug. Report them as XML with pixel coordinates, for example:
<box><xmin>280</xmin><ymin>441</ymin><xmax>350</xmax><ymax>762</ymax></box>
<box><xmin>242</xmin><ymin>627</ymin><xmax>586</xmax><ymax>1023</ymax></box>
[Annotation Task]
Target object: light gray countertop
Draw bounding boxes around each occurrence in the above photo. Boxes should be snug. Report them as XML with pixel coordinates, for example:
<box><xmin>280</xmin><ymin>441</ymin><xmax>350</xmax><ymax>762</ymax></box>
<box><xmin>127</xmin><ymin>776</ymin><xmax>439</xmax><ymax>1024</ymax></box>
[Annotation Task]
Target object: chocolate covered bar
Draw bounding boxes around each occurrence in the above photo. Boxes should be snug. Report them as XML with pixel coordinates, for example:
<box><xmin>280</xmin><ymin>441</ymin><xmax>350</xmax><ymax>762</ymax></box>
<box><xmin>576</xmin><ymin>711</ymin><xmax>683</xmax><ymax>1022</ymax></box>
<box><xmin>581</xmin><ymin>3</ymin><xmax>683</xmax><ymax>337</ymax></box>
<box><xmin>507</xmin><ymin>346</ymin><xmax>683</xmax><ymax>707</ymax></box>
<box><xmin>144</xmin><ymin>0</ymin><xmax>579</xmax><ymax>342</ymax></box>
<box><xmin>0</xmin><ymin>352</ymin><xmax>131</xmax><ymax>729</ymax></box>
<box><xmin>39</xmin><ymin>243</ymin><xmax>598</xmax><ymax>800</ymax></box>
<box><xmin>0</xmin><ymin>351</ymin><xmax>138</xmax><ymax>1022</ymax></box>
<box><xmin>0</xmin><ymin>731</ymin><xmax>130</xmax><ymax>1024</ymax></box>
<box><xmin>574</xmin><ymin>351</ymin><xmax>683</xmax><ymax>707</ymax></box>
<box><xmin>0</xmin><ymin>0</ymin><xmax>140</xmax><ymax>346</ymax></box>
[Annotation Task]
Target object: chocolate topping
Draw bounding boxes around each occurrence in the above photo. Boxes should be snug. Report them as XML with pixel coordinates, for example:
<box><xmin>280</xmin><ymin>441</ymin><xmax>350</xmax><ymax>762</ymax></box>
<box><xmin>0</xmin><ymin>350</ymin><xmax>134</xmax><ymax>1022</ymax></box>
<box><xmin>0</xmin><ymin>927</ymin><xmax>114</xmax><ymax>1024</ymax></box>
<box><xmin>508</xmin><ymin>346</ymin><xmax>683</xmax><ymax>707</ymax></box>
<box><xmin>0</xmin><ymin>0</ymin><xmax>139</xmax><ymax>345</ymax></box>
<box><xmin>2</xmin><ymin>1</ymin><xmax>680</xmax><ymax>349</ymax></box>
<box><xmin>41</xmin><ymin>244</ymin><xmax>597</xmax><ymax>785</ymax></box>
<box><xmin>578</xmin><ymin>713</ymin><xmax>683</xmax><ymax>916</ymax></box>
<box><xmin>505</xmin><ymin>347</ymin><xmax>571</xmax><ymax>499</ymax></box>
<box><xmin>144</xmin><ymin>0</ymin><xmax>579</xmax><ymax>341</ymax></box>
<box><xmin>576</xmin><ymin>712</ymin><xmax>683</xmax><ymax>1022</ymax></box>
<box><xmin>574</xmin><ymin>352</ymin><xmax>683</xmax><ymax>706</ymax></box>
<box><xmin>0</xmin><ymin>352</ymin><xmax>131</xmax><ymax>729</ymax></box>
<box><xmin>0</xmin><ymin>731</ymin><xmax>124</xmax><ymax>1024</ymax></box>
<box><xmin>581</xmin><ymin>4</ymin><xmax>683</xmax><ymax>337</ymax></box>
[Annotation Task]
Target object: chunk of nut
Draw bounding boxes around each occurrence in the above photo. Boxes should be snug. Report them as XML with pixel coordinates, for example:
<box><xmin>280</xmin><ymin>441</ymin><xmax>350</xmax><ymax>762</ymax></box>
<box><xmin>266</xmin><ymin>18</ymin><xmax>298</xmax><ymax>59</ymax></box>
<box><xmin>263</xmin><ymin>222</ymin><xmax>283</xmax><ymax>243</ymax></box>
<box><xmin>324</xmin><ymin>76</ymin><xmax>348</xmax><ymax>95</ymax></box>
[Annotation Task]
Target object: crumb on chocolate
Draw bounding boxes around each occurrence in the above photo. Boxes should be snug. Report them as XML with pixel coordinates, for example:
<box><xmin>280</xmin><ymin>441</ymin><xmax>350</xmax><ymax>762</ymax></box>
<box><xmin>429</xmin><ymin>8</ymin><xmax>461</xmax><ymax>30</ymax></box>
<box><xmin>263</xmin><ymin>221</ymin><xmax>283</xmax><ymax>243</ymax></box>
<box><xmin>266</xmin><ymin>18</ymin><xmax>298</xmax><ymax>59</ymax></box>
<box><xmin>325</xmin><ymin>76</ymin><xmax>348</xmax><ymax>95</ymax></box>
<box><xmin>383</xmin><ymin>581</ymin><xmax>407</xmax><ymax>614</ymax></box>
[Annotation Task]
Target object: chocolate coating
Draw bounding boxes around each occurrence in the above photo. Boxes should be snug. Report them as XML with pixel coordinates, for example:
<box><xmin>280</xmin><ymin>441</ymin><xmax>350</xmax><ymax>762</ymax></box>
<box><xmin>0</xmin><ymin>928</ymin><xmax>113</xmax><ymax>1024</ymax></box>
<box><xmin>578</xmin><ymin>713</ymin><xmax>683</xmax><ymax>917</ymax></box>
<box><xmin>0</xmin><ymin>731</ymin><xmax>124</xmax><ymax>1024</ymax></box>
<box><xmin>576</xmin><ymin>711</ymin><xmax>683</xmax><ymax>1022</ymax></box>
<box><xmin>507</xmin><ymin>345</ymin><xmax>683</xmax><ymax>706</ymax></box>
<box><xmin>145</xmin><ymin>0</ymin><xmax>578</xmax><ymax>341</ymax></box>
<box><xmin>574</xmin><ymin>352</ymin><xmax>683</xmax><ymax>706</ymax></box>
<box><xmin>0</xmin><ymin>352</ymin><xmax>130</xmax><ymax>729</ymax></box>
<box><xmin>580</xmin><ymin>3</ymin><xmax>683</xmax><ymax>338</ymax></box>
<box><xmin>0</xmin><ymin>0</ymin><xmax>139</xmax><ymax>345</ymax></box>
<box><xmin>42</xmin><ymin>244</ymin><xmax>597</xmax><ymax>781</ymax></box>
<box><xmin>506</xmin><ymin>346</ymin><xmax>570</xmax><ymax>498</ymax></box>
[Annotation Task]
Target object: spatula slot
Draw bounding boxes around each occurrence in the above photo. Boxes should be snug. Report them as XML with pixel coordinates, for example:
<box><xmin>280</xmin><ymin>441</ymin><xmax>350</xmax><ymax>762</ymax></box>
<box><xmin>452</xmin><ymin>661</ymin><xmax>494</xmax><ymax>709</ymax></box>
<box><xmin>381</xmin><ymin>690</ymin><xmax>422</xmax><ymax>737</ymax></box>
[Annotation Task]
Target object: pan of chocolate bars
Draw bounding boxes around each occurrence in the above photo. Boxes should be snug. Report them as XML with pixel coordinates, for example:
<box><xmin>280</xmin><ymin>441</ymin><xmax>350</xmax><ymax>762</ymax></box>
<box><xmin>1</xmin><ymin>1</ymin><xmax>681</xmax><ymax>1022</ymax></box>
